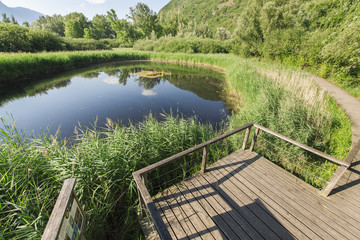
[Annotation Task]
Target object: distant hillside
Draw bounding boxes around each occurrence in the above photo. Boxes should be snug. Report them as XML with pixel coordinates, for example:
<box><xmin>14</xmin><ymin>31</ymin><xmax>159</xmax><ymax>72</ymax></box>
<box><xmin>159</xmin><ymin>0</ymin><xmax>247</xmax><ymax>32</ymax></box>
<box><xmin>0</xmin><ymin>1</ymin><xmax>43</xmax><ymax>24</ymax></box>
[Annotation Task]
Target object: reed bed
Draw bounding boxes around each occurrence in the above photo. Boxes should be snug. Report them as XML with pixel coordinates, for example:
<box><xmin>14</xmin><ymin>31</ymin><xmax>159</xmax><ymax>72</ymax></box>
<box><xmin>0</xmin><ymin>114</ymin><xmax>229</xmax><ymax>239</ymax></box>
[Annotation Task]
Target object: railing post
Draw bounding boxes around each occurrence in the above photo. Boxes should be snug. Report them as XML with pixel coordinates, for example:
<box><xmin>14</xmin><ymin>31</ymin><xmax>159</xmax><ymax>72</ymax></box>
<box><xmin>143</xmin><ymin>173</ymin><xmax>148</xmax><ymax>190</ymax></box>
<box><xmin>321</xmin><ymin>166</ymin><xmax>348</xmax><ymax>197</ymax></box>
<box><xmin>201</xmin><ymin>145</ymin><xmax>209</xmax><ymax>173</ymax></box>
<box><xmin>321</xmin><ymin>139</ymin><xmax>360</xmax><ymax>196</ymax></box>
<box><xmin>137</xmin><ymin>187</ymin><xmax>144</xmax><ymax>218</ymax></box>
<box><xmin>138</xmin><ymin>173</ymin><xmax>148</xmax><ymax>217</ymax></box>
<box><xmin>250</xmin><ymin>128</ymin><xmax>260</xmax><ymax>152</ymax></box>
<box><xmin>242</xmin><ymin>127</ymin><xmax>251</xmax><ymax>150</ymax></box>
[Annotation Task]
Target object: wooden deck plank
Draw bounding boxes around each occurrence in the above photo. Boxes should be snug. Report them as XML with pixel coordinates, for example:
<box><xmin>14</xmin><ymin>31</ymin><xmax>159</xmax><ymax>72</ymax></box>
<box><xmin>242</xmin><ymin>156</ymin><xmax>360</xmax><ymax>239</ymax></box>
<box><xmin>217</xmin><ymin>151</ymin><xmax>352</xmax><ymax>240</ymax></box>
<box><xmin>172</xmin><ymin>183</ymin><xmax>225</xmax><ymax>240</ymax></box>
<box><xmin>201</xmin><ymin>164</ymin><xmax>294</xmax><ymax>239</ymax></box>
<box><xmin>243</xmin><ymin>151</ymin><xmax>360</xmax><ymax>233</ymax></box>
<box><xmin>160</xmin><ymin>187</ymin><xmax>202</xmax><ymax>240</ymax></box>
<box><xmin>187</xmin><ymin>174</ymin><xmax>254</xmax><ymax>240</ymax></box>
<box><xmin>155</xmin><ymin>188</ymin><xmax>189</xmax><ymax>240</ymax></box>
<box><xmin>184</xmin><ymin>176</ymin><xmax>242</xmax><ymax>240</ymax></box>
<box><xmin>152</xmin><ymin>149</ymin><xmax>360</xmax><ymax>240</ymax></box>
<box><xmin>205</xmin><ymin>154</ymin><xmax>317</xmax><ymax>239</ymax></box>
<box><xmin>192</xmin><ymin>172</ymin><xmax>267</xmax><ymax>240</ymax></box>
<box><xmin>169</xmin><ymin>183</ymin><xmax>217</xmax><ymax>240</ymax></box>
<box><xmin>239</xmin><ymin>151</ymin><xmax>360</xmax><ymax>233</ymax></box>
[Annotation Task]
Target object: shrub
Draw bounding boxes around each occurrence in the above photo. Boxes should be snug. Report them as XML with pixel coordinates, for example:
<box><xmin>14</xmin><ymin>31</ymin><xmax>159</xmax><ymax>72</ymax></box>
<box><xmin>134</xmin><ymin>37</ymin><xmax>229</xmax><ymax>54</ymax></box>
<box><xmin>61</xmin><ymin>38</ymin><xmax>110</xmax><ymax>51</ymax></box>
<box><xmin>27</xmin><ymin>29</ymin><xmax>65</xmax><ymax>52</ymax></box>
<box><xmin>0</xmin><ymin>23</ymin><xmax>31</xmax><ymax>52</ymax></box>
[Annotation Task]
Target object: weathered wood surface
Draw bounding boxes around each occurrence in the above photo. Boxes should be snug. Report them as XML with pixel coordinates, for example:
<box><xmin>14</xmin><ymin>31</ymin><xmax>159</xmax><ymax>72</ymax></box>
<box><xmin>154</xmin><ymin>150</ymin><xmax>360</xmax><ymax>240</ymax></box>
<box><xmin>42</xmin><ymin>178</ymin><xmax>76</xmax><ymax>240</ymax></box>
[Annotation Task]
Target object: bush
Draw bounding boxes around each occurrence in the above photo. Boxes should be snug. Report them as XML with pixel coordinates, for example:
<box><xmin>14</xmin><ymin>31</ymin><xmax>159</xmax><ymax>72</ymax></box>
<box><xmin>134</xmin><ymin>37</ymin><xmax>229</xmax><ymax>54</ymax></box>
<box><xmin>0</xmin><ymin>23</ymin><xmax>31</xmax><ymax>52</ymax></box>
<box><xmin>27</xmin><ymin>30</ymin><xmax>65</xmax><ymax>52</ymax></box>
<box><xmin>61</xmin><ymin>38</ymin><xmax>110</xmax><ymax>51</ymax></box>
<box><xmin>99</xmin><ymin>38</ymin><xmax>132</xmax><ymax>48</ymax></box>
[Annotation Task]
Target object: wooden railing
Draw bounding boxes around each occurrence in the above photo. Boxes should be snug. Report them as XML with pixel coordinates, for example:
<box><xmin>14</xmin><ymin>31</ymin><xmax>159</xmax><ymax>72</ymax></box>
<box><xmin>132</xmin><ymin>122</ymin><xmax>352</xmax><ymax>239</ymax></box>
<box><xmin>42</xmin><ymin>178</ymin><xmax>86</xmax><ymax>240</ymax></box>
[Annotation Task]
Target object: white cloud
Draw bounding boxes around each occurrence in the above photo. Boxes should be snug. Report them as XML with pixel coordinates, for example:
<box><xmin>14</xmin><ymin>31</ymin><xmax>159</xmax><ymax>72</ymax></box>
<box><xmin>86</xmin><ymin>0</ymin><xmax>107</xmax><ymax>4</ymax></box>
<box><xmin>103</xmin><ymin>77</ymin><xmax>118</xmax><ymax>85</ymax></box>
<box><xmin>142</xmin><ymin>89</ymin><xmax>157</xmax><ymax>96</ymax></box>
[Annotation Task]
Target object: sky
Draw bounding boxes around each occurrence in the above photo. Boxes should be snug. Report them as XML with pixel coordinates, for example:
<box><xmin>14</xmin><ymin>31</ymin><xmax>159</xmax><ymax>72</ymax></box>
<box><xmin>1</xmin><ymin>0</ymin><xmax>171</xmax><ymax>19</ymax></box>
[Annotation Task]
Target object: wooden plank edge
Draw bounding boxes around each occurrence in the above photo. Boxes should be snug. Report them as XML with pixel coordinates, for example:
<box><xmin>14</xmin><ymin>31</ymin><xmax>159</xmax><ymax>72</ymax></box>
<box><xmin>133</xmin><ymin>173</ymin><xmax>172</xmax><ymax>240</ymax></box>
<box><xmin>42</xmin><ymin>178</ymin><xmax>76</xmax><ymax>240</ymax></box>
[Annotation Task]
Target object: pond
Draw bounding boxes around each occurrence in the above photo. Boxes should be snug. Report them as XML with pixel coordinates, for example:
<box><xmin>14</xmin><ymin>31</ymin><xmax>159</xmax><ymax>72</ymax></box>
<box><xmin>0</xmin><ymin>61</ymin><xmax>231</xmax><ymax>138</ymax></box>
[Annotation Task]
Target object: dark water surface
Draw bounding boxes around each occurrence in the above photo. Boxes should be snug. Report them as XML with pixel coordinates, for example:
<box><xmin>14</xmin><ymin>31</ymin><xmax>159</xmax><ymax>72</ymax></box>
<box><xmin>0</xmin><ymin>62</ymin><xmax>230</xmax><ymax>138</ymax></box>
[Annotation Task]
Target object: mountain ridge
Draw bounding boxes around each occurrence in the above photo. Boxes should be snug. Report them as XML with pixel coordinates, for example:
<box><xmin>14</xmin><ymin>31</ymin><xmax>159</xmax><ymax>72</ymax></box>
<box><xmin>0</xmin><ymin>1</ymin><xmax>43</xmax><ymax>24</ymax></box>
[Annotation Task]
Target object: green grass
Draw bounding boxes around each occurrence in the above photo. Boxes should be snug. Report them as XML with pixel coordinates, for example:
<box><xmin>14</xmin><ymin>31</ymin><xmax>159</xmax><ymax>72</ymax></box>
<box><xmin>0</xmin><ymin>49</ymin><xmax>353</xmax><ymax>239</ymax></box>
<box><xmin>0</xmin><ymin>114</ymin><xmax>227</xmax><ymax>239</ymax></box>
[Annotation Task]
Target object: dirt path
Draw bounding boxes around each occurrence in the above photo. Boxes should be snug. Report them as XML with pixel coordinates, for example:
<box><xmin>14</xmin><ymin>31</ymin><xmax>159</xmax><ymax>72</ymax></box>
<box><xmin>312</xmin><ymin>75</ymin><xmax>360</xmax><ymax>146</ymax></box>
<box><xmin>312</xmin><ymin>75</ymin><xmax>360</xmax><ymax>195</ymax></box>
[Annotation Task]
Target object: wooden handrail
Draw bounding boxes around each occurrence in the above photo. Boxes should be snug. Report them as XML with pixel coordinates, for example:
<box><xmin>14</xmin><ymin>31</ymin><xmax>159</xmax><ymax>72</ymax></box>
<box><xmin>132</xmin><ymin>173</ymin><xmax>172</xmax><ymax>240</ymax></box>
<box><xmin>132</xmin><ymin>122</ymin><xmax>254</xmax><ymax>240</ymax></box>
<box><xmin>253</xmin><ymin>124</ymin><xmax>350</xmax><ymax>168</ymax></box>
<box><xmin>133</xmin><ymin>122</ymin><xmax>352</xmax><ymax>238</ymax></box>
<box><xmin>132</xmin><ymin>122</ymin><xmax>254</xmax><ymax>176</ymax></box>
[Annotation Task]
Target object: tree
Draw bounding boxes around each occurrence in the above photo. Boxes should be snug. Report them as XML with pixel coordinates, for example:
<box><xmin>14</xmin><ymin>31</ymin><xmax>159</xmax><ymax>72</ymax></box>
<box><xmin>64</xmin><ymin>12</ymin><xmax>88</xmax><ymax>38</ymax></box>
<box><xmin>216</xmin><ymin>27</ymin><xmax>232</xmax><ymax>41</ymax></box>
<box><xmin>107</xmin><ymin>9</ymin><xmax>141</xmax><ymax>45</ymax></box>
<box><xmin>83</xmin><ymin>27</ymin><xmax>94</xmax><ymax>39</ymax></box>
<box><xmin>128</xmin><ymin>3</ymin><xmax>159</xmax><ymax>38</ymax></box>
<box><xmin>2</xmin><ymin>13</ymin><xmax>10</xmax><ymax>23</ymax></box>
<box><xmin>233</xmin><ymin>0</ymin><xmax>265</xmax><ymax>56</ymax></box>
<box><xmin>159</xmin><ymin>11</ymin><xmax>187</xmax><ymax>37</ymax></box>
<box><xmin>11</xmin><ymin>15</ymin><xmax>18</xmax><ymax>25</ymax></box>
<box><xmin>31</xmin><ymin>15</ymin><xmax>65</xmax><ymax>36</ymax></box>
<box><xmin>91</xmin><ymin>14</ymin><xmax>115</xmax><ymax>39</ymax></box>
<box><xmin>22</xmin><ymin>21</ymin><xmax>30</xmax><ymax>28</ymax></box>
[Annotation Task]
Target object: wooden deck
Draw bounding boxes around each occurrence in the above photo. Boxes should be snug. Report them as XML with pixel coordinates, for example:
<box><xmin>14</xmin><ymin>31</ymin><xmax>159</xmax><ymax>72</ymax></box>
<box><xmin>153</xmin><ymin>149</ymin><xmax>360</xmax><ymax>240</ymax></box>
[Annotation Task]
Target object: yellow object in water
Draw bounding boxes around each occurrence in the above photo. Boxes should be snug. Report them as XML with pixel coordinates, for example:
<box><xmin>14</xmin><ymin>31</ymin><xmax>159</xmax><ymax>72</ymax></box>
<box><xmin>131</xmin><ymin>71</ymin><xmax>170</xmax><ymax>79</ymax></box>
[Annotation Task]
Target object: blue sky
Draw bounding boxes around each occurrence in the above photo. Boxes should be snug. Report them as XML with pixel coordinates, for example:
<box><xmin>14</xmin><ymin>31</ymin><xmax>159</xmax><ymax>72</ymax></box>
<box><xmin>1</xmin><ymin>0</ymin><xmax>171</xmax><ymax>19</ymax></box>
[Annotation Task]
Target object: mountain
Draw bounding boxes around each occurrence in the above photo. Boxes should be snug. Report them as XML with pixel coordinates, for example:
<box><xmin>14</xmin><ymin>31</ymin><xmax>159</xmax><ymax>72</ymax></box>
<box><xmin>159</xmin><ymin>0</ymin><xmax>247</xmax><ymax>31</ymax></box>
<box><xmin>0</xmin><ymin>1</ymin><xmax>43</xmax><ymax>24</ymax></box>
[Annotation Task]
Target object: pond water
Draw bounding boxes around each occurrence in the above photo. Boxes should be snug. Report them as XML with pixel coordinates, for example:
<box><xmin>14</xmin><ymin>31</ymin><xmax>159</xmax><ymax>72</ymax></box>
<box><xmin>0</xmin><ymin>62</ymin><xmax>230</xmax><ymax>138</ymax></box>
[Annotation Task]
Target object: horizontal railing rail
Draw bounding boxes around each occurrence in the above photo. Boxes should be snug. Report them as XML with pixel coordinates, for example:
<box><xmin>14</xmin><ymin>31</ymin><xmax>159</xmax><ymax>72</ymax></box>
<box><xmin>253</xmin><ymin>124</ymin><xmax>350</xmax><ymax>168</ymax></box>
<box><xmin>132</xmin><ymin>122</ymin><xmax>352</xmax><ymax>239</ymax></box>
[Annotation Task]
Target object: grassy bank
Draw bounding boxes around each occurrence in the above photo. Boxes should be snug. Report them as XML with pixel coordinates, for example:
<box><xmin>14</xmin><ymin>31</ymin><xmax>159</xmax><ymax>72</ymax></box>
<box><xmin>0</xmin><ymin>50</ymin><xmax>352</xmax><ymax>239</ymax></box>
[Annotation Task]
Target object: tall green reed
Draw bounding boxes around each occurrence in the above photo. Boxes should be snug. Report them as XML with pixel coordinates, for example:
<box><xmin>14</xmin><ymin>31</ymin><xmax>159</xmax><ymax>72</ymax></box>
<box><xmin>0</xmin><ymin>113</ymin><xmax>225</xmax><ymax>239</ymax></box>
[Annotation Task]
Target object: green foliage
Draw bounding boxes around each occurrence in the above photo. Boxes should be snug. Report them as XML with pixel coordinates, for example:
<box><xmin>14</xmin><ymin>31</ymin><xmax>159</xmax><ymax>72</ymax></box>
<box><xmin>159</xmin><ymin>0</ymin><xmax>245</xmax><ymax>32</ymax></box>
<box><xmin>159</xmin><ymin>10</ymin><xmax>187</xmax><ymax>37</ymax></box>
<box><xmin>31</xmin><ymin>15</ymin><xmax>65</xmax><ymax>37</ymax></box>
<box><xmin>0</xmin><ymin>23</ymin><xmax>31</xmax><ymax>52</ymax></box>
<box><xmin>0</xmin><ymin>113</ymin><xmax>219</xmax><ymax>239</ymax></box>
<box><xmin>215</xmin><ymin>27</ymin><xmax>232</xmax><ymax>41</ymax></box>
<box><xmin>27</xmin><ymin>30</ymin><xmax>65</xmax><ymax>52</ymax></box>
<box><xmin>1</xmin><ymin>13</ymin><xmax>10</xmax><ymax>23</ymax></box>
<box><xmin>107</xmin><ymin>9</ymin><xmax>142</xmax><ymax>46</ymax></box>
<box><xmin>134</xmin><ymin>37</ymin><xmax>230</xmax><ymax>53</ymax></box>
<box><xmin>64</xmin><ymin>12</ymin><xmax>89</xmax><ymax>38</ymax></box>
<box><xmin>128</xmin><ymin>3</ymin><xmax>160</xmax><ymax>38</ymax></box>
<box><xmin>61</xmin><ymin>38</ymin><xmax>110</xmax><ymax>51</ymax></box>
<box><xmin>91</xmin><ymin>14</ymin><xmax>115</xmax><ymax>39</ymax></box>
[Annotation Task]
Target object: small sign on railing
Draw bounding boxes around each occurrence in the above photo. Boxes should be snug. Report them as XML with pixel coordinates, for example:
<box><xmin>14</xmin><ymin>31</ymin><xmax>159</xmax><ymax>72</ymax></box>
<box><xmin>42</xmin><ymin>178</ymin><xmax>85</xmax><ymax>240</ymax></box>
